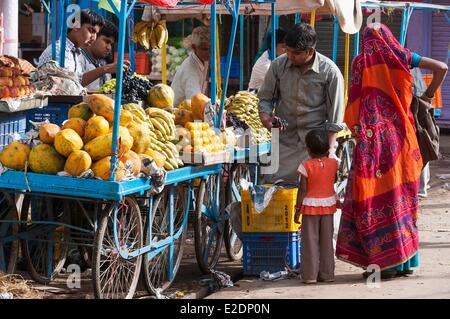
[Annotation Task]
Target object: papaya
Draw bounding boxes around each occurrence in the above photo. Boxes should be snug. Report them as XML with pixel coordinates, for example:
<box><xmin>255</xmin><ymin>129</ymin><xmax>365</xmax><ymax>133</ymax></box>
<box><xmin>68</xmin><ymin>102</ymin><xmax>93</xmax><ymax>121</ymax></box>
<box><xmin>29</xmin><ymin>144</ymin><xmax>65</xmax><ymax>174</ymax></box>
<box><xmin>0</xmin><ymin>141</ymin><xmax>31</xmax><ymax>170</ymax></box>
<box><xmin>86</xmin><ymin>94</ymin><xmax>115</xmax><ymax>122</ymax></box>
<box><xmin>178</xmin><ymin>99</ymin><xmax>191</xmax><ymax>111</ymax></box>
<box><xmin>92</xmin><ymin>156</ymin><xmax>125</xmax><ymax>181</ymax></box>
<box><xmin>39</xmin><ymin>123</ymin><xmax>61</xmax><ymax>144</ymax></box>
<box><xmin>64</xmin><ymin>150</ymin><xmax>92</xmax><ymax>176</ymax></box>
<box><xmin>84</xmin><ymin>116</ymin><xmax>109</xmax><ymax>143</ymax></box>
<box><xmin>126</xmin><ymin>122</ymin><xmax>151</xmax><ymax>154</ymax></box>
<box><xmin>191</xmin><ymin>93</ymin><xmax>209</xmax><ymax>120</ymax></box>
<box><xmin>54</xmin><ymin>129</ymin><xmax>84</xmax><ymax>157</ymax></box>
<box><xmin>120</xmin><ymin>110</ymin><xmax>134</xmax><ymax>127</ymax></box>
<box><xmin>174</xmin><ymin>109</ymin><xmax>194</xmax><ymax>127</ymax></box>
<box><xmin>84</xmin><ymin>126</ymin><xmax>133</xmax><ymax>161</ymax></box>
<box><xmin>147</xmin><ymin>84</ymin><xmax>174</xmax><ymax>109</ymax></box>
<box><xmin>120</xmin><ymin>150</ymin><xmax>141</xmax><ymax>176</ymax></box>
<box><xmin>62</xmin><ymin>118</ymin><xmax>86</xmax><ymax>138</ymax></box>
<box><xmin>144</xmin><ymin>149</ymin><xmax>166</xmax><ymax>168</ymax></box>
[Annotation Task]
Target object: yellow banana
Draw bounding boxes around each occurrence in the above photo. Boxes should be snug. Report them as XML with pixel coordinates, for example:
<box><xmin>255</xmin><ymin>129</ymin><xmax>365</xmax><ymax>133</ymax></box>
<box><xmin>132</xmin><ymin>21</ymin><xmax>148</xmax><ymax>43</ymax></box>
<box><xmin>150</xmin><ymin>118</ymin><xmax>168</xmax><ymax>136</ymax></box>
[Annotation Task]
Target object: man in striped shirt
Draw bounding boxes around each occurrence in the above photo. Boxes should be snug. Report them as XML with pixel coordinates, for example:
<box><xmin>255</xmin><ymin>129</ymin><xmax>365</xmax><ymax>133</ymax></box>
<box><xmin>37</xmin><ymin>9</ymin><xmax>104</xmax><ymax>82</ymax></box>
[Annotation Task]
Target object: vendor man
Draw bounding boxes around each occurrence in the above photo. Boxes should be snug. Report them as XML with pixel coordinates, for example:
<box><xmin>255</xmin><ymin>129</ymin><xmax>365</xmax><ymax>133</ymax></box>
<box><xmin>79</xmin><ymin>21</ymin><xmax>131</xmax><ymax>91</ymax></box>
<box><xmin>258</xmin><ymin>23</ymin><xmax>345</xmax><ymax>183</ymax></box>
<box><xmin>171</xmin><ymin>26</ymin><xmax>210</xmax><ymax>106</ymax></box>
<box><xmin>37</xmin><ymin>9</ymin><xmax>104</xmax><ymax>82</ymax></box>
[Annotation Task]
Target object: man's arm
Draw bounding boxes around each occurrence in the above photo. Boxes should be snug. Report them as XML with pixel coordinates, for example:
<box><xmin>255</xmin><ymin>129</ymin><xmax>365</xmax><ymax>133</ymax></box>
<box><xmin>81</xmin><ymin>61</ymin><xmax>130</xmax><ymax>88</ymax></box>
<box><xmin>258</xmin><ymin>61</ymin><xmax>279</xmax><ymax>130</ymax></box>
<box><xmin>326</xmin><ymin>68</ymin><xmax>345</xmax><ymax>156</ymax></box>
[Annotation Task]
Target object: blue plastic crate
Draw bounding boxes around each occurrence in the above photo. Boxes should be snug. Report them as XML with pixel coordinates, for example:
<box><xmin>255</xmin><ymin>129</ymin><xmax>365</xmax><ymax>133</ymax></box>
<box><xmin>0</xmin><ymin>112</ymin><xmax>27</xmax><ymax>151</ymax></box>
<box><xmin>242</xmin><ymin>231</ymin><xmax>301</xmax><ymax>275</ymax></box>
<box><xmin>220</xmin><ymin>56</ymin><xmax>240</xmax><ymax>78</ymax></box>
<box><xmin>26</xmin><ymin>103</ymin><xmax>70</xmax><ymax>131</ymax></box>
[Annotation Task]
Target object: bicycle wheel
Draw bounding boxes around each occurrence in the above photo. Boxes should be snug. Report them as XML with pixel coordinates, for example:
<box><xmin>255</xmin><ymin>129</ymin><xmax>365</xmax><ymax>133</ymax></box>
<box><xmin>0</xmin><ymin>193</ymin><xmax>19</xmax><ymax>273</ymax></box>
<box><xmin>224</xmin><ymin>164</ymin><xmax>249</xmax><ymax>261</ymax></box>
<box><xmin>93</xmin><ymin>197</ymin><xmax>143</xmax><ymax>299</ymax></box>
<box><xmin>194</xmin><ymin>174</ymin><xmax>225</xmax><ymax>274</ymax></box>
<box><xmin>335</xmin><ymin>138</ymin><xmax>356</xmax><ymax>197</ymax></box>
<box><xmin>20</xmin><ymin>196</ymin><xmax>69</xmax><ymax>284</ymax></box>
<box><xmin>142</xmin><ymin>186</ymin><xmax>188</xmax><ymax>294</ymax></box>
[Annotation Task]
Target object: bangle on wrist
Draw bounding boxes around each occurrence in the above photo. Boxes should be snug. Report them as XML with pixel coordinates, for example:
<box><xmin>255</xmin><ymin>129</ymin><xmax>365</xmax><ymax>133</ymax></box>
<box><xmin>295</xmin><ymin>205</ymin><xmax>302</xmax><ymax>212</ymax></box>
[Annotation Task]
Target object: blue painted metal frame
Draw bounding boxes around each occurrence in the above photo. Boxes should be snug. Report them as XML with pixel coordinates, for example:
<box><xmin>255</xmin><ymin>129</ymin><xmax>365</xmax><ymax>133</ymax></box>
<box><xmin>332</xmin><ymin>16</ymin><xmax>339</xmax><ymax>63</ymax></box>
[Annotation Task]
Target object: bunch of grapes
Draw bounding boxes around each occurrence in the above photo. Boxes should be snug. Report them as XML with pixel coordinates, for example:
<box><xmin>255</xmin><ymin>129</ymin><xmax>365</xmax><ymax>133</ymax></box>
<box><xmin>226</xmin><ymin>112</ymin><xmax>249</xmax><ymax>130</ymax></box>
<box><xmin>121</xmin><ymin>72</ymin><xmax>154</xmax><ymax>103</ymax></box>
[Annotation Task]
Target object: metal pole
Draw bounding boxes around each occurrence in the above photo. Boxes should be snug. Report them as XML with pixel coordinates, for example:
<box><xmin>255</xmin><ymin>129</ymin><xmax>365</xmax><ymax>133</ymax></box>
<box><xmin>270</xmin><ymin>2</ymin><xmax>276</xmax><ymax>61</ymax></box>
<box><xmin>354</xmin><ymin>31</ymin><xmax>360</xmax><ymax>57</ymax></box>
<box><xmin>128</xmin><ymin>10</ymin><xmax>135</xmax><ymax>73</ymax></box>
<box><xmin>59</xmin><ymin>0</ymin><xmax>68</xmax><ymax>68</ymax></box>
<box><xmin>239</xmin><ymin>15</ymin><xmax>244</xmax><ymax>91</ymax></box>
<box><xmin>218</xmin><ymin>0</ymin><xmax>241</xmax><ymax>128</ymax></box>
<box><xmin>210</xmin><ymin>2</ymin><xmax>217</xmax><ymax>125</ymax></box>
<box><xmin>109</xmin><ymin>0</ymin><xmax>128</xmax><ymax>181</ymax></box>
<box><xmin>51</xmin><ymin>0</ymin><xmax>57</xmax><ymax>60</ymax></box>
<box><xmin>332</xmin><ymin>16</ymin><xmax>339</xmax><ymax>63</ymax></box>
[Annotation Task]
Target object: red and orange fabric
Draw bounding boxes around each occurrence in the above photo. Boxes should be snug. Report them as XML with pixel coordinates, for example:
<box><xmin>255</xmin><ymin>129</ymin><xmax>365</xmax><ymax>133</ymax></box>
<box><xmin>336</xmin><ymin>24</ymin><xmax>423</xmax><ymax>270</ymax></box>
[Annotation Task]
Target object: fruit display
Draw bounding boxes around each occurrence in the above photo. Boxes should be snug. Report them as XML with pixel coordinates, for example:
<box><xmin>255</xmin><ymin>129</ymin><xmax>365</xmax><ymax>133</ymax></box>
<box><xmin>225</xmin><ymin>91</ymin><xmax>271</xmax><ymax>144</ymax></box>
<box><xmin>179</xmin><ymin>122</ymin><xmax>226</xmax><ymax>154</ymax></box>
<box><xmin>98</xmin><ymin>72</ymin><xmax>153</xmax><ymax>103</ymax></box>
<box><xmin>132</xmin><ymin>20</ymin><xmax>169</xmax><ymax>50</ymax></box>
<box><xmin>0</xmin><ymin>55</ymin><xmax>34</xmax><ymax>99</ymax></box>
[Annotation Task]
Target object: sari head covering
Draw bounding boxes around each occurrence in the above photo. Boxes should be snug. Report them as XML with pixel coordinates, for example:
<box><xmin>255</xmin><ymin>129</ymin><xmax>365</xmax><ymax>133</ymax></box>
<box><xmin>336</xmin><ymin>23</ymin><xmax>423</xmax><ymax>270</ymax></box>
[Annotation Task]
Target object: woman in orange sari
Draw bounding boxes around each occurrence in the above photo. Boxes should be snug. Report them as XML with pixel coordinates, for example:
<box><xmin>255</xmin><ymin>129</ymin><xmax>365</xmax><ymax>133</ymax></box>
<box><xmin>336</xmin><ymin>23</ymin><xmax>447</xmax><ymax>279</ymax></box>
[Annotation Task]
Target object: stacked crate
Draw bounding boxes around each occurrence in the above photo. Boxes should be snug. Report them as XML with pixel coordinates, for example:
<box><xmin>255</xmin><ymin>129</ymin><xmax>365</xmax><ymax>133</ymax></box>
<box><xmin>241</xmin><ymin>187</ymin><xmax>302</xmax><ymax>275</ymax></box>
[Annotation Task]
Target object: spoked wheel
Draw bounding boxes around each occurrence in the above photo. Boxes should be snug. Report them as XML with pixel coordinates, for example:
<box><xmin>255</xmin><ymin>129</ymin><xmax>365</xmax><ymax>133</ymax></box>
<box><xmin>194</xmin><ymin>174</ymin><xmax>225</xmax><ymax>274</ymax></box>
<box><xmin>335</xmin><ymin>138</ymin><xmax>356</xmax><ymax>197</ymax></box>
<box><xmin>224</xmin><ymin>164</ymin><xmax>249</xmax><ymax>261</ymax></box>
<box><xmin>93</xmin><ymin>197</ymin><xmax>143</xmax><ymax>299</ymax></box>
<box><xmin>0</xmin><ymin>193</ymin><xmax>19</xmax><ymax>273</ymax></box>
<box><xmin>142</xmin><ymin>185</ymin><xmax>188</xmax><ymax>295</ymax></box>
<box><xmin>72</xmin><ymin>201</ymin><xmax>96</xmax><ymax>270</ymax></box>
<box><xmin>20</xmin><ymin>195</ymin><xmax>70</xmax><ymax>284</ymax></box>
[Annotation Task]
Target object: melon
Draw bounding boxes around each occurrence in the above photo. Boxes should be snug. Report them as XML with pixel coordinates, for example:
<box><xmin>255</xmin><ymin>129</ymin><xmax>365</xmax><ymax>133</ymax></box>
<box><xmin>64</xmin><ymin>150</ymin><xmax>92</xmax><ymax>176</ymax></box>
<box><xmin>0</xmin><ymin>141</ymin><xmax>31</xmax><ymax>171</ymax></box>
<box><xmin>29</xmin><ymin>144</ymin><xmax>65</xmax><ymax>174</ymax></box>
<box><xmin>147</xmin><ymin>84</ymin><xmax>174</xmax><ymax>109</ymax></box>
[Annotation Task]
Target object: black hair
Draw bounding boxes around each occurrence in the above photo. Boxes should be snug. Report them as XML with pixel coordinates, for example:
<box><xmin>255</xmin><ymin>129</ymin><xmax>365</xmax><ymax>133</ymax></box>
<box><xmin>285</xmin><ymin>23</ymin><xmax>317</xmax><ymax>51</ymax></box>
<box><xmin>69</xmin><ymin>9</ymin><xmax>104</xmax><ymax>31</ymax></box>
<box><xmin>305</xmin><ymin>129</ymin><xmax>329</xmax><ymax>156</ymax></box>
<box><xmin>267</xmin><ymin>29</ymin><xmax>287</xmax><ymax>51</ymax></box>
<box><xmin>99</xmin><ymin>20</ymin><xmax>118</xmax><ymax>41</ymax></box>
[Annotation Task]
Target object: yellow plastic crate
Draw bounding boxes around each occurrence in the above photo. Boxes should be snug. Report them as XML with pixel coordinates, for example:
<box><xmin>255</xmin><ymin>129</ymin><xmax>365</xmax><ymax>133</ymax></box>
<box><xmin>241</xmin><ymin>187</ymin><xmax>301</xmax><ymax>233</ymax></box>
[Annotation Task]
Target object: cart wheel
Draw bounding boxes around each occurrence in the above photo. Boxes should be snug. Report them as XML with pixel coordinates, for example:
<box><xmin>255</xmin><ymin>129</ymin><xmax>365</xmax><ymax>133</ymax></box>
<box><xmin>20</xmin><ymin>195</ymin><xmax>70</xmax><ymax>284</ymax></box>
<box><xmin>335</xmin><ymin>138</ymin><xmax>356</xmax><ymax>197</ymax></box>
<box><xmin>72</xmin><ymin>202</ymin><xmax>96</xmax><ymax>270</ymax></box>
<box><xmin>142</xmin><ymin>186</ymin><xmax>188</xmax><ymax>294</ymax></box>
<box><xmin>93</xmin><ymin>197</ymin><xmax>143</xmax><ymax>299</ymax></box>
<box><xmin>0</xmin><ymin>193</ymin><xmax>19</xmax><ymax>273</ymax></box>
<box><xmin>194</xmin><ymin>174</ymin><xmax>225</xmax><ymax>274</ymax></box>
<box><xmin>224</xmin><ymin>164</ymin><xmax>249</xmax><ymax>261</ymax></box>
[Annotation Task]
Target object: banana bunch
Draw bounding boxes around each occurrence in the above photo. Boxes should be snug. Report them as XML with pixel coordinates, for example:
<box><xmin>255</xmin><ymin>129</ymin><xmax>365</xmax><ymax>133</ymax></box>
<box><xmin>147</xmin><ymin>128</ymin><xmax>183</xmax><ymax>171</ymax></box>
<box><xmin>145</xmin><ymin>107</ymin><xmax>176</xmax><ymax>142</ymax></box>
<box><xmin>132</xmin><ymin>20</ymin><xmax>168</xmax><ymax>50</ymax></box>
<box><xmin>225</xmin><ymin>91</ymin><xmax>271</xmax><ymax>144</ymax></box>
<box><xmin>122</xmin><ymin>103</ymin><xmax>155</xmax><ymax>131</ymax></box>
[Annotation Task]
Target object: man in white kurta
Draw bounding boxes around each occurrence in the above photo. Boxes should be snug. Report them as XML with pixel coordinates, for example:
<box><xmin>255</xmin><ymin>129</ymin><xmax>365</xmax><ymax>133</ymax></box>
<box><xmin>171</xmin><ymin>26</ymin><xmax>210</xmax><ymax>106</ymax></box>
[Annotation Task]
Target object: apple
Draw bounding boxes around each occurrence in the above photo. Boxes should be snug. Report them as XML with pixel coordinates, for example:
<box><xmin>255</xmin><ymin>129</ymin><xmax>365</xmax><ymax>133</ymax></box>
<box><xmin>8</xmin><ymin>87</ymin><xmax>19</xmax><ymax>98</ymax></box>
<box><xmin>0</xmin><ymin>87</ymin><xmax>10</xmax><ymax>98</ymax></box>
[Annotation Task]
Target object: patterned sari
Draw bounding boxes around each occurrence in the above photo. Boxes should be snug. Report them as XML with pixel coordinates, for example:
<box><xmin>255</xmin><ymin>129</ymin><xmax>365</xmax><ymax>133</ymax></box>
<box><xmin>336</xmin><ymin>24</ymin><xmax>423</xmax><ymax>271</ymax></box>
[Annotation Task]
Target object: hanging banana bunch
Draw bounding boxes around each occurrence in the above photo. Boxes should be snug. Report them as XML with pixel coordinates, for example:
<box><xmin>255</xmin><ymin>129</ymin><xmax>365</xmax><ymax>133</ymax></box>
<box><xmin>132</xmin><ymin>20</ymin><xmax>169</xmax><ymax>50</ymax></box>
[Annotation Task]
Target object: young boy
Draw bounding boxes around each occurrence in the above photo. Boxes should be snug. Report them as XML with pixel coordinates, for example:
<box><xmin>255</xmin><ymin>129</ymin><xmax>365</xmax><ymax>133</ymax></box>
<box><xmin>37</xmin><ymin>9</ymin><xmax>104</xmax><ymax>82</ymax></box>
<box><xmin>80</xmin><ymin>20</ymin><xmax>131</xmax><ymax>91</ymax></box>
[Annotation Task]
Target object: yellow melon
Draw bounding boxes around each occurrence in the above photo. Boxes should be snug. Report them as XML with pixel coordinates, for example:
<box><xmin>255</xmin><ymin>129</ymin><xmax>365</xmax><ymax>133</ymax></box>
<box><xmin>84</xmin><ymin>126</ymin><xmax>133</xmax><ymax>161</ymax></box>
<box><xmin>29</xmin><ymin>144</ymin><xmax>65</xmax><ymax>174</ymax></box>
<box><xmin>92</xmin><ymin>156</ymin><xmax>125</xmax><ymax>181</ymax></box>
<box><xmin>62</xmin><ymin>118</ymin><xmax>86</xmax><ymax>138</ymax></box>
<box><xmin>0</xmin><ymin>141</ymin><xmax>31</xmax><ymax>171</ymax></box>
<box><xmin>86</xmin><ymin>94</ymin><xmax>115</xmax><ymax>122</ymax></box>
<box><xmin>39</xmin><ymin>123</ymin><xmax>61</xmax><ymax>144</ymax></box>
<box><xmin>147</xmin><ymin>84</ymin><xmax>174</xmax><ymax>109</ymax></box>
<box><xmin>64</xmin><ymin>150</ymin><xmax>92</xmax><ymax>176</ymax></box>
<box><xmin>84</xmin><ymin>116</ymin><xmax>110</xmax><ymax>143</ymax></box>
<box><xmin>120</xmin><ymin>150</ymin><xmax>141</xmax><ymax>176</ymax></box>
<box><xmin>68</xmin><ymin>102</ymin><xmax>93</xmax><ymax>121</ymax></box>
<box><xmin>54</xmin><ymin>129</ymin><xmax>84</xmax><ymax>157</ymax></box>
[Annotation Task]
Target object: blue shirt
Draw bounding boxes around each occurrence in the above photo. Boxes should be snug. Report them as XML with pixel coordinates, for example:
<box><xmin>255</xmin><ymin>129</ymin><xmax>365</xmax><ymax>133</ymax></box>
<box><xmin>411</xmin><ymin>52</ymin><xmax>422</xmax><ymax>69</ymax></box>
